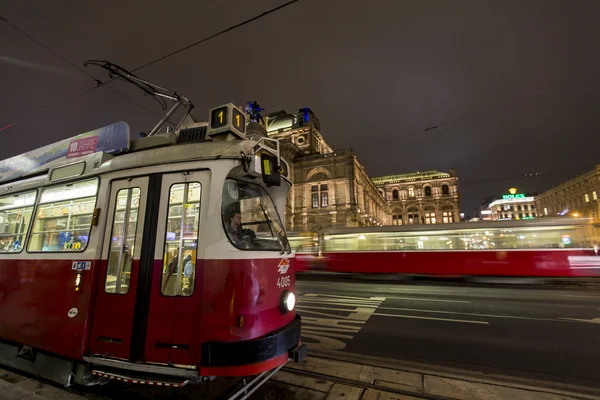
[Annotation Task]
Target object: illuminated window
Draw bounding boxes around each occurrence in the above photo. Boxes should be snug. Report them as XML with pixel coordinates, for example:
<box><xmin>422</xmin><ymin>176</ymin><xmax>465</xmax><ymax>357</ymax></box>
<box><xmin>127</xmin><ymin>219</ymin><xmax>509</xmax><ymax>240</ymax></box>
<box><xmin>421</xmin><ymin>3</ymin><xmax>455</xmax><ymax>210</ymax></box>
<box><xmin>408</xmin><ymin>213</ymin><xmax>419</xmax><ymax>224</ymax></box>
<box><xmin>162</xmin><ymin>182</ymin><xmax>201</xmax><ymax>297</ymax></box>
<box><xmin>105</xmin><ymin>188</ymin><xmax>141</xmax><ymax>294</ymax></box>
<box><xmin>29</xmin><ymin>179</ymin><xmax>98</xmax><ymax>252</ymax></box>
<box><xmin>0</xmin><ymin>190</ymin><xmax>37</xmax><ymax>253</ymax></box>
<box><xmin>425</xmin><ymin>212</ymin><xmax>436</xmax><ymax>224</ymax></box>
<box><xmin>392</xmin><ymin>189</ymin><xmax>399</xmax><ymax>200</ymax></box>
<box><xmin>544</xmin><ymin>207</ymin><xmax>548</xmax><ymax>216</ymax></box>
<box><xmin>424</xmin><ymin>186</ymin><xmax>432</xmax><ymax>197</ymax></box>
<box><xmin>308</xmin><ymin>184</ymin><xmax>329</xmax><ymax>208</ymax></box>
<box><xmin>443</xmin><ymin>212</ymin><xmax>453</xmax><ymax>223</ymax></box>
<box><xmin>392</xmin><ymin>214</ymin><xmax>402</xmax><ymax>225</ymax></box>
<box><xmin>321</xmin><ymin>192</ymin><xmax>328</xmax><ymax>207</ymax></box>
<box><xmin>585</xmin><ymin>194</ymin><xmax>590</xmax><ymax>203</ymax></box>
<box><xmin>594</xmin><ymin>191</ymin><xmax>598</xmax><ymax>201</ymax></box>
<box><xmin>408</xmin><ymin>187</ymin><xmax>415</xmax><ymax>198</ymax></box>
<box><xmin>442</xmin><ymin>185</ymin><xmax>449</xmax><ymax>195</ymax></box>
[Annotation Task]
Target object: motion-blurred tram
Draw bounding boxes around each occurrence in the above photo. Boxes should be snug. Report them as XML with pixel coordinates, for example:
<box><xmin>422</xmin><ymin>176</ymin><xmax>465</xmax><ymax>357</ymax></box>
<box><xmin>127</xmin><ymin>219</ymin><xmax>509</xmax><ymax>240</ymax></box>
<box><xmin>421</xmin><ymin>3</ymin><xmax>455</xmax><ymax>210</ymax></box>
<box><xmin>290</xmin><ymin>218</ymin><xmax>599</xmax><ymax>278</ymax></box>
<box><xmin>0</xmin><ymin>101</ymin><xmax>305</xmax><ymax>391</ymax></box>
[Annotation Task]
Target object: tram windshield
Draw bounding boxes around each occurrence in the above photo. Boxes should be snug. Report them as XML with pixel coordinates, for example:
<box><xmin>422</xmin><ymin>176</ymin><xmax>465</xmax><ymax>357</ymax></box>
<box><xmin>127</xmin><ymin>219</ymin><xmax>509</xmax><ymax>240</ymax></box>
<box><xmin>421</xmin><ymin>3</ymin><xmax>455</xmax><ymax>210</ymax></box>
<box><xmin>222</xmin><ymin>179</ymin><xmax>290</xmax><ymax>252</ymax></box>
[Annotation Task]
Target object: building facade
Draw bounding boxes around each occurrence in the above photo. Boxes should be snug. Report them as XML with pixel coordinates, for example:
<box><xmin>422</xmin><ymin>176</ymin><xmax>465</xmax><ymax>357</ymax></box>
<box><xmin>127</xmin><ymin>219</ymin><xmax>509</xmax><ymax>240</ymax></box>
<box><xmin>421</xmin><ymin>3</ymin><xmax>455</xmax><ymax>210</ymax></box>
<box><xmin>371</xmin><ymin>171</ymin><xmax>460</xmax><ymax>225</ymax></box>
<box><xmin>264</xmin><ymin>108</ymin><xmax>388</xmax><ymax>232</ymax></box>
<box><xmin>263</xmin><ymin>107</ymin><xmax>460</xmax><ymax>232</ymax></box>
<box><xmin>535</xmin><ymin>165</ymin><xmax>600</xmax><ymax>244</ymax></box>
<box><xmin>487</xmin><ymin>188</ymin><xmax>538</xmax><ymax>221</ymax></box>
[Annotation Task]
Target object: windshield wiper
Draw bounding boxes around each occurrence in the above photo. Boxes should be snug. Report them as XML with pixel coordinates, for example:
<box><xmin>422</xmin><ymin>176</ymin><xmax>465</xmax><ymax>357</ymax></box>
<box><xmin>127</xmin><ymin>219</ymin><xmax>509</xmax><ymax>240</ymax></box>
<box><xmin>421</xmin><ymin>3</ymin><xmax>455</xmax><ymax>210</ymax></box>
<box><xmin>260</xmin><ymin>203</ymin><xmax>287</xmax><ymax>252</ymax></box>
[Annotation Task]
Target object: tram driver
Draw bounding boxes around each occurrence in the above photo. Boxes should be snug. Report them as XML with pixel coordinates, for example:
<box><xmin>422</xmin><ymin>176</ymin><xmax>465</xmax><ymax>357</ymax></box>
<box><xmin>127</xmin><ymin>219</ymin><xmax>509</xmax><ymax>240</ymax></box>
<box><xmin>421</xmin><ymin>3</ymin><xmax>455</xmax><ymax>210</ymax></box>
<box><xmin>225</xmin><ymin>206</ymin><xmax>256</xmax><ymax>248</ymax></box>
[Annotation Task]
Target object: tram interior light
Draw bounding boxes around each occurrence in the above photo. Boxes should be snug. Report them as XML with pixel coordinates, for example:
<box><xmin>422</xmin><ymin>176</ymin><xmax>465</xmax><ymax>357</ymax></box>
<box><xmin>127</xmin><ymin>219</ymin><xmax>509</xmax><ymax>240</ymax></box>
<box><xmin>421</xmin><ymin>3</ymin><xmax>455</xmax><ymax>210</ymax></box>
<box><xmin>74</xmin><ymin>273</ymin><xmax>82</xmax><ymax>291</ymax></box>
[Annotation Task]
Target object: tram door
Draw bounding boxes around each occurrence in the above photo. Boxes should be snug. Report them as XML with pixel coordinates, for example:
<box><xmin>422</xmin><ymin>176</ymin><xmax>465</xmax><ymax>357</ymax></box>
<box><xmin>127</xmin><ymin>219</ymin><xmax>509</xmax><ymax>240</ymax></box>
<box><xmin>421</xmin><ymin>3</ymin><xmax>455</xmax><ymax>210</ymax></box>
<box><xmin>143</xmin><ymin>171</ymin><xmax>209</xmax><ymax>366</ymax></box>
<box><xmin>89</xmin><ymin>177</ymin><xmax>149</xmax><ymax>359</ymax></box>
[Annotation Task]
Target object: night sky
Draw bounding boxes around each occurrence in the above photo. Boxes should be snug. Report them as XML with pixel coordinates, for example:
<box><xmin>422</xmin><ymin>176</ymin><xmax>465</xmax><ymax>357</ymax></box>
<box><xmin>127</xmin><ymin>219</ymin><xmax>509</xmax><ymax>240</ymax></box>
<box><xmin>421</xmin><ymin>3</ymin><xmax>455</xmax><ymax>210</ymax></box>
<box><xmin>1</xmin><ymin>0</ymin><xmax>599</xmax><ymax>214</ymax></box>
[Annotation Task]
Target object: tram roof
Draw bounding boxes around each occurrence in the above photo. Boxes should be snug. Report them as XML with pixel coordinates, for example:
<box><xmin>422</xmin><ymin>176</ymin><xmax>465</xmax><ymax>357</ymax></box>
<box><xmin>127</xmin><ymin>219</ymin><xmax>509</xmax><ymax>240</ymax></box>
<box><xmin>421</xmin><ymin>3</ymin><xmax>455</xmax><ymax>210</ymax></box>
<box><xmin>0</xmin><ymin>120</ymin><xmax>274</xmax><ymax>186</ymax></box>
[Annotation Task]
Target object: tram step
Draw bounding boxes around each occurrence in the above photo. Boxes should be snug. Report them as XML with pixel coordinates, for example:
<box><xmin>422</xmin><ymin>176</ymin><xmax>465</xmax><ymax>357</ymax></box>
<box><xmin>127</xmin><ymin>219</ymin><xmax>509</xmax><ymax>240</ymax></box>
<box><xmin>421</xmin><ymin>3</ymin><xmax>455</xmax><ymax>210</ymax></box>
<box><xmin>91</xmin><ymin>369</ymin><xmax>189</xmax><ymax>388</ymax></box>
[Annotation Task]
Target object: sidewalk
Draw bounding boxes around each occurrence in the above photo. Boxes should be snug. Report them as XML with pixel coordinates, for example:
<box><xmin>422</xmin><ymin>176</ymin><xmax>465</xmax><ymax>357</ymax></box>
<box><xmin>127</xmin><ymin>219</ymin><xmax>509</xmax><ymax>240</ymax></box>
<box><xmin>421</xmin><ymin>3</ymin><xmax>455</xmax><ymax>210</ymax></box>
<box><xmin>266</xmin><ymin>352</ymin><xmax>600</xmax><ymax>400</ymax></box>
<box><xmin>2</xmin><ymin>354</ymin><xmax>600</xmax><ymax>400</ymax></box>
<box><xmin>0</xmin><ymin>367</ymin><xmax>85</xmax><ymax>400</ymax></box>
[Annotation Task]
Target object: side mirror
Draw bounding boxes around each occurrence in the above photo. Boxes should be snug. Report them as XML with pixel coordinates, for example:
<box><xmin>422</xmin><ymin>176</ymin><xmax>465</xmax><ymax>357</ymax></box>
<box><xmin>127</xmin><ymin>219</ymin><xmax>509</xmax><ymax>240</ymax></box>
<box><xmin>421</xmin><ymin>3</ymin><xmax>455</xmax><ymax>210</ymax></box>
<box><xmin>261</xmin><ymin>153</ymin><xmax>281</xmax><ymax>187</ymax></box>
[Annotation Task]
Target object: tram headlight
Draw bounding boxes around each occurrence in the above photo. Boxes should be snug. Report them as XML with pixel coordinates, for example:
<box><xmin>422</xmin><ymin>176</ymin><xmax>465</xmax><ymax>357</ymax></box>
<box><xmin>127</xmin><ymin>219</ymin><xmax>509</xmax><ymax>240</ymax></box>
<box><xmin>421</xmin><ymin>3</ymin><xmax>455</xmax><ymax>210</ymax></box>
<box><xmin>280</xmin><ymin>290</ymin><xmax>296</xmax><ymax>314</ymax></box>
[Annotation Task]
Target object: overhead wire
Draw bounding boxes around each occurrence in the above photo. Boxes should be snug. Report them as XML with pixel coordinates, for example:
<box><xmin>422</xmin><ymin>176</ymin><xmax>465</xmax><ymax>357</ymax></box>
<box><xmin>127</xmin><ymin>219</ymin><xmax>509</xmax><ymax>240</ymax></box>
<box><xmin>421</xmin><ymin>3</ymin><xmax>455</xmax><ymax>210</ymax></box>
<box><xmin>0</xmin><ymin>14</ymin><xmax>172</xmax><ymax>125</ymax></box>
<box><xmin>0</xmin><ymin>0</ymin><xmax>302</xmax><ymax>132</ymax></box>
<box><xmin>422</xmin><ymin>80</ymin><xmax>592</xmax><ymax>132</ymax></box>
<box><xmin>460</xmin><ymin>167</ymin><xmax>591</xmax><ymax>186</ymax></box>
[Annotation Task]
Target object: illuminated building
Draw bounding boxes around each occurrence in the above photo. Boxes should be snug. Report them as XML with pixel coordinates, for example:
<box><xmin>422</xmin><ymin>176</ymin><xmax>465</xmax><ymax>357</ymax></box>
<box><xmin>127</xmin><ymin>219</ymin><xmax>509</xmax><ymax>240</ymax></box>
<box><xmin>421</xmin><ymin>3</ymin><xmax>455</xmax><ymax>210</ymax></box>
<box><xmin>371</xmin><ymin>171</ymin><xmax>460</xmax><ymax>225</ymax></box>
<box><xmin>265</xmin><ymin>108</ymin><xmax>387</xmax><ymax>232</ymax></box>
<box><xmin>487</xmin><ymin>188</ymin><xmax>537</xmax><ymax>220</ymax></box>
<box><xmin>535</xmin><ymin>166</ymin><xmax>600</xmax><ymax>243</ymax></box>
<box><xmin>263</xmin><ymin>108</ymin><xmax>460</xmax><ymax>232</ymax></box>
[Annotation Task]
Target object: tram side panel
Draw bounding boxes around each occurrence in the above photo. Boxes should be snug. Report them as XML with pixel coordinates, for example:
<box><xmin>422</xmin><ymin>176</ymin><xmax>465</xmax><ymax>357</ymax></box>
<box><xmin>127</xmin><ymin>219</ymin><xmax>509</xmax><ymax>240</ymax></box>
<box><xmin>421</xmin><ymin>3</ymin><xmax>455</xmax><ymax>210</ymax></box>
<box><xmin>0</xmin><ymin>177</ymin><xmax>109</xmax><ymax>361</ymax></box>
<box><xmin>0</xmin><ymin>257</ymin><xmax>100</xmax><ymax>360</ymax></box>
<box><xmin>323</xmin><ymin>249</ymin><xmax>593</xmax><ymax>277</ymax></box>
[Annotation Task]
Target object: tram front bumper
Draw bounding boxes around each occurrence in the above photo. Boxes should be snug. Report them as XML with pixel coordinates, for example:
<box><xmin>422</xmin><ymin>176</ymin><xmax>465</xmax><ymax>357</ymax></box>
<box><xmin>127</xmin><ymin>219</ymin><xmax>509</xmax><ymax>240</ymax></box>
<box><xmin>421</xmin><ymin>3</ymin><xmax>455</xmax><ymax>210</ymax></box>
<box><xmin>201</xmin><ymin>314</ymin><xmax>305</xmax><ymax>368</ymax></box>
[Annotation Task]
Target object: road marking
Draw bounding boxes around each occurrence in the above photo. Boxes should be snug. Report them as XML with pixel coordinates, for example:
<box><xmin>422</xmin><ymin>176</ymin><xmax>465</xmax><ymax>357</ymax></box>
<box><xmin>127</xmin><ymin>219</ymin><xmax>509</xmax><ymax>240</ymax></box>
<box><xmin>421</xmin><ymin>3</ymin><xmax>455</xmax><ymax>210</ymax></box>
<box><xmin>389</xmin><ymin>288</ymin><xmax>468</xmax><ymax>294</ymax></box>
<box><xmin>562</xmin><ymin>295</ymin><xmax>600</xmax><ymax>299</ymax></box>
<box><xmin>297</xmin><ymin>304</ymin><xmax>565</xmax><ymax>323</ymax></box>
<box><xmin>559</xmin><ymin>317</ymin><xmax>600</xmax><ymax>324</ymax></box>
<box><xmin>303</xmin><ymin>293</ymin><xmax>386</xmax><ymax>301</ymax></box>
<box><xmin>385</xmin><ymin>296</ymin><xmax>471</xmax><ymax>304</ymax></box>
<box><xmin>299</xmin><ymin>299</ymin><xmax>378</xmax><ymax>308</ymax></box>
<box><xmin>371</xmin><ymin>311</ymin><xmax>488</xmax><ymax>325</ymax></box>
<box><xmin>299</xmin><ymin>294</ymin><xmax>386</xmax><ymax>350</ymax></box>
<box><xmin>296</xmin><ymin>282</ymin><xmax>467</xmax><ymax>293</ymax></box>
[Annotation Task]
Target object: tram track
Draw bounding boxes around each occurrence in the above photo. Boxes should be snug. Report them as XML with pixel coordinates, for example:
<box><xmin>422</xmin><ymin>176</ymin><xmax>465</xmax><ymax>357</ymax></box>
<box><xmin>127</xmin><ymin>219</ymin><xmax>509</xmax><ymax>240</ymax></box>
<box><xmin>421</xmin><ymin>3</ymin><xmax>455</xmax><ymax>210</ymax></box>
<box><xmin>278</xmin><ymin>366</ymin><xmax>447</xmax><ymax>400</ymax></box>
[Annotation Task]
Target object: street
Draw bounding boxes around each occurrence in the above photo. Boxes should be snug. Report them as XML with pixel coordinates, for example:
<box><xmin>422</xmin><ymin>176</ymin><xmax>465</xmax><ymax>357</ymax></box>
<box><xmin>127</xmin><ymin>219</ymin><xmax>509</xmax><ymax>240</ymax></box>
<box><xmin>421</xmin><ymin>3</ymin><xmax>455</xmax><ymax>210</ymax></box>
<box><xmin>297</xmin><ymin>277</ymin><xmax>600</xmax><ymax>389</ymax></box>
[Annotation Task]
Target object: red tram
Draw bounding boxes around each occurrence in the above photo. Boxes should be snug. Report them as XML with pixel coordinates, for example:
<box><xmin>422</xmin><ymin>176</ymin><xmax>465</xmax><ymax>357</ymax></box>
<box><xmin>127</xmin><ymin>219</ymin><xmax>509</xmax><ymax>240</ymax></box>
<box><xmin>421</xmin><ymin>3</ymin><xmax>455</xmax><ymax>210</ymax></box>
<box><xmin>290</xmin><ymin>218</ymin><xmax>599</xmax><ymax>278</ymax></box>
<box><xmin>0</xmin><ymin>101</ymin><xmax>305</xmax><ymax>390</ymax></box>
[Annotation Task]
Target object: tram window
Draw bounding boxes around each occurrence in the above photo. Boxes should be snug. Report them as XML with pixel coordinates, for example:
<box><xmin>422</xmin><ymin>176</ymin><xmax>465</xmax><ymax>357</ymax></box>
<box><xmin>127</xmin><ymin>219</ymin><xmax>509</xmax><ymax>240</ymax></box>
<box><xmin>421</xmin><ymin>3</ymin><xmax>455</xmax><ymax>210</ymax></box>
<box><xmin>222</xmin><ymin>179</ymin><xmax>290</xmax><ymax>252</ymax></box>
<box><xmin>28</xmin><ymin>179</ymin><xmax>98</xmax><ymax>252</ymax></box>
<box><xmin>0</xmin><ymin>190</ymin><xmax>37</xmax><ymax>253</ymax></box>
<box><xmin>105</xmin><ymin>188</ymin><xmax>141</xmax><ymax>294</ymax></box>
<box><xmin>161</xmin><ymin>182</ymin><xmax>201</xmax><ymax>297</ymax></box>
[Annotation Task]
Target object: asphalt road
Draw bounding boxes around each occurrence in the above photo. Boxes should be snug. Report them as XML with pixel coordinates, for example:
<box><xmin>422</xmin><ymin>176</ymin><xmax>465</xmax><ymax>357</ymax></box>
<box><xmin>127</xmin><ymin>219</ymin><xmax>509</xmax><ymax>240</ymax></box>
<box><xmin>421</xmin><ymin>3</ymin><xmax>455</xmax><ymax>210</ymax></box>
<box><xmin>296</xmin><ymin>277</ymin><xmax>600</xmax><ymax>389</ymax></box>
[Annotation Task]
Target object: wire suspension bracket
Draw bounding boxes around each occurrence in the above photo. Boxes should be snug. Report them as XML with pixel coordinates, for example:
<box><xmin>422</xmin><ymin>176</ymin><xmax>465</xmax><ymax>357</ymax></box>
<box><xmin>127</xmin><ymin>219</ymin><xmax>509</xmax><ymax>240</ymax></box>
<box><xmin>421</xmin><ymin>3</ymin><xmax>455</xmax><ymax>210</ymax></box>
<box><xmin>84</xmin><ymin>60</ymin><xmax>194</xmax><ymax>137</ymax></box>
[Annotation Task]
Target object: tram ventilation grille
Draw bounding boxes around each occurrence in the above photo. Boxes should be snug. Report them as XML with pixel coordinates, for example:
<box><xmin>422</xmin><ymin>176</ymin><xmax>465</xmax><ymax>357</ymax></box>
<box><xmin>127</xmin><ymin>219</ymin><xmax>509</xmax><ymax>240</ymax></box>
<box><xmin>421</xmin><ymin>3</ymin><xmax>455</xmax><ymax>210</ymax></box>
<box><xmin>178</xmin><ymin>126</ymin><xmax>208</xmax><ymax>144</ymax></box>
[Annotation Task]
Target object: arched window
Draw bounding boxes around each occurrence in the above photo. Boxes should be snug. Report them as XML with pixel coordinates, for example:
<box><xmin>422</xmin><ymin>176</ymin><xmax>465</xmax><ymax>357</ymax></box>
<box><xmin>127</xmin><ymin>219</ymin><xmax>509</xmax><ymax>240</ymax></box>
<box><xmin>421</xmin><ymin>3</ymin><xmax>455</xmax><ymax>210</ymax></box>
<box><xmin>424</xmin><ymin>205</ymin><xmax>436</xmax><ymax>224</ymax></box>
<box><xmin>442</xmin><ymin>185</ymin><xmax>450</xmax><ymax>195</ymax></box>
<box><xmin>424</xmin><ymin>186</ymin><xmax>432</xmax><ymax>197</ymax></box>
<box><xmin>407</xmin><ymin>205</ymin><xmax>419</xmax><ymax>224</ymax></box>
<box><xmin>392</xmin><ymin>189</ymin><xmax>399</xmax><ymax>200</ymax></box>
<box><xmin>442</xmin><ymin>204</ymin><xmax>454</xmax><ymax>223</ymax></box>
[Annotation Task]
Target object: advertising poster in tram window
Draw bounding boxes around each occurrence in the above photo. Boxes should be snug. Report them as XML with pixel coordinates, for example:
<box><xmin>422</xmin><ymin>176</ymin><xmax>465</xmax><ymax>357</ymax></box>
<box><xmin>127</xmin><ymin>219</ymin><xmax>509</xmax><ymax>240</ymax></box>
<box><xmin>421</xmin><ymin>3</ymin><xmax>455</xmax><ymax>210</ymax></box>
<box><xmin>0</xmin><ymin>122</ymin><xmax>131</xmax><ymax>182</ymax></box>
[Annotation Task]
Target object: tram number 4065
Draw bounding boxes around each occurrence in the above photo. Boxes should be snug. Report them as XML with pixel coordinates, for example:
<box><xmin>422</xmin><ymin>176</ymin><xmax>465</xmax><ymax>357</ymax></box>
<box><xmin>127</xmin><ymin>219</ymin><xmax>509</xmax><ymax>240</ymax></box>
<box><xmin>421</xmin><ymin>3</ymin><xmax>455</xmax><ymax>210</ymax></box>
<box><xmin>277</xmin><ymin>276</ymin><xmax>291</xmax><ymax>288</ymax></box>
